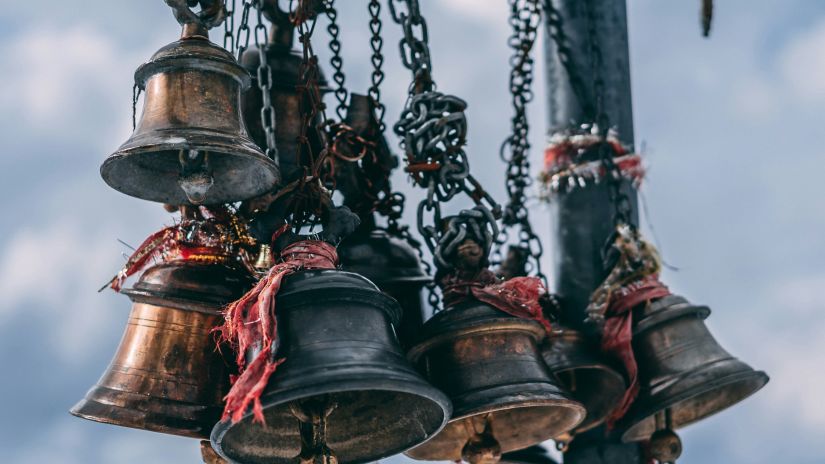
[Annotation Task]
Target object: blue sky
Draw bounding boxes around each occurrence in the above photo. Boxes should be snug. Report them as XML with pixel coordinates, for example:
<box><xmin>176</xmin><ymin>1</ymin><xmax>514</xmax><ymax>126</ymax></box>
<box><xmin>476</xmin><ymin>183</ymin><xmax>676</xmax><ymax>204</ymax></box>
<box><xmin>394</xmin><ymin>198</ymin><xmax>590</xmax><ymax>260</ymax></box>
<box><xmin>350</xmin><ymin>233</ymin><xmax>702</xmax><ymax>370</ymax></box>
<box><xmin>1</xmin><ymin>1</ymin><xmax>823</xmax><ymax>463</ymax></box>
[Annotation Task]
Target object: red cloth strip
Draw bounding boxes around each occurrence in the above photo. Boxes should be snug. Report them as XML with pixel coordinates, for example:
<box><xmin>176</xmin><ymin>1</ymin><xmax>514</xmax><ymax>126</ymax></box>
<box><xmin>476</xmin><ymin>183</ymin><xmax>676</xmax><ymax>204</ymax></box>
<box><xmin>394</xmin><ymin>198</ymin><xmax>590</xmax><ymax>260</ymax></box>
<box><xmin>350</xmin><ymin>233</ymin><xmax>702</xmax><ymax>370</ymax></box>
<box><xmin>441</xmin><ymin>269</ymin><xmax>552</xmax><ymax>334</ymax></box>
<box><xmin>217</xmin><ymin>240</ymin><xmax>339</xmax><ymax>424</ymax></box>
<box><xmin>603</xmin><ymin>275</ymin><xmax>671</xmax><ymax>428</ymax></box>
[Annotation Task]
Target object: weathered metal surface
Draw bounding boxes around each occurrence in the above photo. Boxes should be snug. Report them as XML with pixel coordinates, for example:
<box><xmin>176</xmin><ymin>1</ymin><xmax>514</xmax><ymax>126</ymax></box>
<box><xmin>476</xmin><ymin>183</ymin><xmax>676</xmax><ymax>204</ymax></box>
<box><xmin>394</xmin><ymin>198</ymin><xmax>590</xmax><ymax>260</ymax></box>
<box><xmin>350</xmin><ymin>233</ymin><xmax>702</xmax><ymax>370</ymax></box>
<box><xmin>210</xmin><ymin>269</ymin><xmax>451</xmax><ymax>464</ymax></box>
<box><xmin>542</xmin><ymin>326</ymin><xmax>626</xmax><ymax>433</ymax></box>
<box><xmin>619</xmin><ymin>295</ymin><xmax>769</xmax><ymax>442</ymax></box>
<box><xmin>101</xmin><ymin>35</ymin><xmax>279</xmax><ymax>205</ymax></box>
<box><xmin>405</xmin><ymin>300</ymin><xmax>585</xmax><ymax>462</ymax></box>
<box><xmin>70</xmin><ymin>262</ymin><xmax>252</xmax><ymax>438</ymax></box>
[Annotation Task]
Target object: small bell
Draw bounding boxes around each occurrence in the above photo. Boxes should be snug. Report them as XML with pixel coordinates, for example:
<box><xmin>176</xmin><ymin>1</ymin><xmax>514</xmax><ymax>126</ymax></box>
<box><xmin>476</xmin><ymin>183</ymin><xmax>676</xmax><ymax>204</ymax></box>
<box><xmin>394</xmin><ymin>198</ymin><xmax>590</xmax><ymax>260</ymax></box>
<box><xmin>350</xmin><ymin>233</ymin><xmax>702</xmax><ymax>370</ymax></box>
<box><xmin>619</xmin><ymin>294</ymin><xmax>769</xmax><ymax>442</ymax></box>
<box><xmin>101</xmin><ymin>6</ymin><xmax>279</xmax><ymax>205</ymax></box>
<box><xmin>542</xmin><ymin>325</ymin><xmax>626</xmax><ymax>433</ymax></box>
<box><xmin>210</xmin><ymin>268</ymin><xmax>451</xmax><ymax>464</ymax></box>
<box><xmin>405</xmin><ymin>300</ymin><xmax>585</xmax><ymax>462</ymax></box>
<box><xmin>70</xmin><ymin>261</ymin><xmax>253</xmax><ymax>438</ymax></box>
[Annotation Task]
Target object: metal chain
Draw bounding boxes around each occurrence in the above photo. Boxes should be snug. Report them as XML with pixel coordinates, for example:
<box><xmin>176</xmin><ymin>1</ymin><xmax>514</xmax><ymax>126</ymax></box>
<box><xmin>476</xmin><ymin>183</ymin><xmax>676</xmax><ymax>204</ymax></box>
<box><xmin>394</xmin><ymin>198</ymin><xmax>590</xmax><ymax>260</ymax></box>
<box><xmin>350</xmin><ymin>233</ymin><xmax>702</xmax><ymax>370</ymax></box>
<box><xmin>324</xmin><ymin>0</ymin><xmax>348</xmax><ymax>121</ymax></box>
<box><xmin>543</xmin><ymin>0</ymin><xmax>595</xmax><ymax>120</ymax></box>
<box><xmin>367</xmin><ymin>0</ymin><xmax>386</xmax><ymax>132</ymax></box>
<box><xmin>235</xmin><ymin>0</ymin><xmax>255</xmax><ymax>59</ymax></box>
<box><xmin>223</xmin><ymin>0</ymin><xmax>236</xmax><ymax>50</ymax></box>
<box><xmin>253</xmin><ymin>4</ymin><xmax>278</xmax><ymax>160</ymax></box>
<box><xmin>388</xmin><ymin>0</ymin><xmax>433</xmax><ymax>92</ymax></box>
<box><xmin>494</xmin><ymin>0</ymin><xmax>545</xmax><ymax>284</ymax></box>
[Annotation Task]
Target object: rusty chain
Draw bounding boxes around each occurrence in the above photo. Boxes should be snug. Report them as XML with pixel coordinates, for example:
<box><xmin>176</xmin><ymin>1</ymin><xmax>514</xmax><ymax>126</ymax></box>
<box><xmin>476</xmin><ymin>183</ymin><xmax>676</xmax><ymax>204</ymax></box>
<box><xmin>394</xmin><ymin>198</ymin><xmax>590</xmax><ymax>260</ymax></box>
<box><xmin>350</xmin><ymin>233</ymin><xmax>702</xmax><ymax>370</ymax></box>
<box><xmin>494</xmin><ymin>0</ymin><xmax>546</xmax><ymax>284</ymax></box>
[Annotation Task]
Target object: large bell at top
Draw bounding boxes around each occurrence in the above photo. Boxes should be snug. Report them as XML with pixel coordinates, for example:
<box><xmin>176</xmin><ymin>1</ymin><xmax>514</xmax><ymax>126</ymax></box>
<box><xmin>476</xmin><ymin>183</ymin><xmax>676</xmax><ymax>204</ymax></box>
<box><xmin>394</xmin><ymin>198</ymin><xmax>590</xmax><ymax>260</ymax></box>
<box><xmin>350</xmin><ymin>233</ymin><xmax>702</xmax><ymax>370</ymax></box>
<box><xmin>70</xmin><ymin>261</ymin><xmax>253</xmax><ymax>438</ymax></box>
<box><xmin>101</xmin><ymin>10</ymin><xmax>280</xmax><ymax>205</ymax></box>
<box><xmin>210</xmin><ymin>269</ymin><xmax>451</xmax><ymax>464</ymax></box>
<box><xmin>339</xmin><ymin>225</ymin><xmax>430</xmax><ymax>350</ymax></box>
<box><xmin>618</xmin><ymin>294</ymin><xmax>769</xmax><ymax>442</ymax></box>
<box><xmin>542</xmin><ymin>325</ymin><xmax>626</xmax><ymax>433</ymax></box>
<box><xmin>405</xmin><ymin>300</ymin><xmax>585</xmax><ymax>462</ymax></box>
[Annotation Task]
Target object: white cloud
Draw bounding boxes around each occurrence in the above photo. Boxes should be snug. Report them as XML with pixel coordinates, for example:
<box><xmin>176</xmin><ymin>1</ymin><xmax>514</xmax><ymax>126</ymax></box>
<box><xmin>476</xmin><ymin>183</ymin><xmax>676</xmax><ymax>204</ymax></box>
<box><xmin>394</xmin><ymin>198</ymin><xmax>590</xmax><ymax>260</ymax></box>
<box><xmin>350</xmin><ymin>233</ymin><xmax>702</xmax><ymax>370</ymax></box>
<box><xmin>780</xmin><ymin>18</ymin><xmax>825</xmax><ymax>101</ymax></box>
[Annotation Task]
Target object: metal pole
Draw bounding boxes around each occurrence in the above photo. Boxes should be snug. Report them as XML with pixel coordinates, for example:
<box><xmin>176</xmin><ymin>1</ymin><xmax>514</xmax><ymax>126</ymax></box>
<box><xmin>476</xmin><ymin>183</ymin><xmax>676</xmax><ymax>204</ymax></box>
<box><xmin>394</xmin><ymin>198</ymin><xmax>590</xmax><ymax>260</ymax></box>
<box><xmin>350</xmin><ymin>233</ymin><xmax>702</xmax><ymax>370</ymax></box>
<box><xmin>542</xmin><ymin>1</ymin><xmax>642</xmax><ymax>463</ymax></box>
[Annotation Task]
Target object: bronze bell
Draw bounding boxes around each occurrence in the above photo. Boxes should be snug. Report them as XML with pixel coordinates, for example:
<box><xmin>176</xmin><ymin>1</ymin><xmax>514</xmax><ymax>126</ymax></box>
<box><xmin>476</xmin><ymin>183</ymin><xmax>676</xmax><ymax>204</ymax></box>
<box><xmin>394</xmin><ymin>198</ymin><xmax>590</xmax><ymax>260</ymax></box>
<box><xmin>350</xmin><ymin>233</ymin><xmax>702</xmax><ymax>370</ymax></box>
<box><xmin>338</xmin><ymin>226</ymin><xmax>430</xmax><ymax>350</ymax></box>
<box><xmin>70</xmin><ymin>261</ymin><xmax>253</xmax><ymax>438</ymax></box>
<box><xmin>101</xmin><ymin>27</ymin><xmax>280</xmax><ymax>205</ymax></box>
<box><xmin>619</xmin><ymin>294</ymin><xmax>769</xmax><ymax>442</ymax></box>
<box><xmin>542</xmin><ymin>325</ymin><xmax>626</xmax><ymax>433</ymax></box>
<box><xmin>405</xmin><ymin>300</ymin><xmax>585</xmax><ymax>462</ymax></box>
<box><xmin>210</xmin><ymin>269</ymin><xmax>451</xmax><ymax>464</ymax></box>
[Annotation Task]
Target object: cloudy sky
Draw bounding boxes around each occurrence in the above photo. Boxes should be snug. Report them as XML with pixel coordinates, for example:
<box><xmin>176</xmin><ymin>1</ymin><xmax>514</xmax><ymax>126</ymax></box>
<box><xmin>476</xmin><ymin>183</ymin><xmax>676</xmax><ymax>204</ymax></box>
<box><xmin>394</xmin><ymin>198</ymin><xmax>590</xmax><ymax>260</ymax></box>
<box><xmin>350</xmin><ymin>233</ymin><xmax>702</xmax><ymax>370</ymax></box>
<box><xmin>1</xmin><ymin>1</ymin><xmax>823</xmax><ymax>463</ymax></box>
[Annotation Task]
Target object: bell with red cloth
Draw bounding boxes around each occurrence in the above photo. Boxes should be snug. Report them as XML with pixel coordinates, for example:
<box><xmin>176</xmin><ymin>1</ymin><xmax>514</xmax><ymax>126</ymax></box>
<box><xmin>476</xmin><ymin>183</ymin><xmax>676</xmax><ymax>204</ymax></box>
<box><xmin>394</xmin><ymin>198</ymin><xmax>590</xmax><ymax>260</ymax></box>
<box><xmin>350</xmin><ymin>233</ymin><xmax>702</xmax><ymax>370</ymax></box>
<box><xmin>209</xmin><ymin>206</ymin><xmax>451</xmax><ymax>464</ymax></box>
<box><xmin>405</xmin><ymin>210</ymin><xmax>585</xmax><ymax>464</ymax></box>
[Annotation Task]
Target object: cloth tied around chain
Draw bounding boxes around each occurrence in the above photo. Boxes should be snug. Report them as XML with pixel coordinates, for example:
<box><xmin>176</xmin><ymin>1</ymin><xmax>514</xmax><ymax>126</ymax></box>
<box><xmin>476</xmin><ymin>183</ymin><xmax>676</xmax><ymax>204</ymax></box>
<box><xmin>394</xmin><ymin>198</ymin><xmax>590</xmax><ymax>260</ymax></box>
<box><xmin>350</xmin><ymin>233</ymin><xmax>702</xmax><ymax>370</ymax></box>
<box><xmin>102</xmin><ymin>207</ymin><xmax>245</xmax><ymax>292</ymax></box>
<box><xmin>215</xmin><ymin>239</ymin><xmax>339</xmax><ymax>424</ymax></box>
<box><xmin>440</xmin><ymin>268</ymin><xmax>552</xmax><ymax>334</ymax></box>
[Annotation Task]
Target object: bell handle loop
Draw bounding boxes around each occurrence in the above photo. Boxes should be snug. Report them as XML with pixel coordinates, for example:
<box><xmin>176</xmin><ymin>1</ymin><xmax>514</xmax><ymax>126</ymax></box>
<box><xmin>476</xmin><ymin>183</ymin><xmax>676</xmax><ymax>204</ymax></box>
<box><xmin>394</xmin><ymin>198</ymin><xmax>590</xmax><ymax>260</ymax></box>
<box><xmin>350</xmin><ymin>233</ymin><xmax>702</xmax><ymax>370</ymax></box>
<box><xmin>165</xmin><ymin>0</ymin><xmax>227</xmax><ymax>39</ymax></box>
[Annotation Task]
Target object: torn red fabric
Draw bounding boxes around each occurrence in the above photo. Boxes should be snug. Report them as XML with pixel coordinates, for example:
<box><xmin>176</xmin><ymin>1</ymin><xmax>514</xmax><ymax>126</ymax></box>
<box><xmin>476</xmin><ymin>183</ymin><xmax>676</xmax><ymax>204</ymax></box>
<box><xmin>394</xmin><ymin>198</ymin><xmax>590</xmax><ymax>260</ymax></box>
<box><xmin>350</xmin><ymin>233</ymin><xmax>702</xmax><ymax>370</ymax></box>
<box><xmin>441</xmin><ymin>269</ymin><xmax>552</xmax><ymax>334</ymax></box>
<box><xmin>216</xmin><ymin>240</ymin><xmax>338</xmax><ymax>424</ymax></box>
<box><xmin>104</xmin><ymin>226</ymin><xmax>179</xmax><ymax>292</ymax></box>
<box><xmin>603</xmin><ymin>275</ymin><xmax>671</xmax><ymax>428</ymax></box>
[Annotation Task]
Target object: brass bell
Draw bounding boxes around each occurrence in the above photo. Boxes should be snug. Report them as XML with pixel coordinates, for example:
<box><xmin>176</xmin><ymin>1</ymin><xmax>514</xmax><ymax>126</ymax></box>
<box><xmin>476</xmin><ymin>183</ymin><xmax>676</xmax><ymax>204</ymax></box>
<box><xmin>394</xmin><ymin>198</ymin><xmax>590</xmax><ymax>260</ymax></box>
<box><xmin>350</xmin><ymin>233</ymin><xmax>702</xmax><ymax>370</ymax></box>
<box><xmin>339</xmin><ymin>225</ymin><xmax>430</xmax><ymax>350</ymax></box>
<box><xmin>619</xmin><ymin>294</ymin><xmax>769</xmax><ymax>442</ymax></box>
<box><xmin>209</xmin><ymin>269</ymin><xmax>451</xmax><ymax>464</ymax></box>
<box><xmin>405</xmin><ymin>300</ymin><xmax>585</xmax><ymax>462</ymax></box>
<box><xmin>542</xmin><ymin>325</ymin><xmax>626</xmax><ymax>433</ymax></box>
<box><xmin>101</xmin><ymin>25</ymin><xmax>280</xmax><ymax>205</ymax></box>
<box><xmin>70</xmin><ymin>261</ymin><xmax>253</xmax><ymax>438</ymax></box>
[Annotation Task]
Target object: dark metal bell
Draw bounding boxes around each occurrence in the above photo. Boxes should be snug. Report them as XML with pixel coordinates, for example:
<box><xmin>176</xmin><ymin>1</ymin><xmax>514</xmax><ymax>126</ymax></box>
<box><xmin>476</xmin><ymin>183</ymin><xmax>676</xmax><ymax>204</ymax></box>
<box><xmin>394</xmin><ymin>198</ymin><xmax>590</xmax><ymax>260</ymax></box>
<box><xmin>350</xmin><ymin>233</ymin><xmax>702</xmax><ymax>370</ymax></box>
<box><xmin>70</xmin><ymin>261</ymin><xmax>253</xmax><ymax>438</ymax></box>
<box><xmin>619</xmin><ymin>294</ymin><xmax>769</xmax><ymax>442</ymax></box>
<box><xmin>542</xmin><ymin>325</ymin><xmax>626</xmax><ymax>433</ymax></box>
<box><xmin>338</xmin><ymin>227</ymin><xmax>430</xmax><ymax>350</ymax></box>
<box><xmin>101</xmin><ymin>33</ymin><xmax>280</xmax><ymax>205</ymax></box>
<box><xmin>210</xmin><ymin>269</ymin><xmax>451</xmax><ymax>464</ymax></box>
<box><xmin>405</xmin><ymin>300</ymin><xmax>585</xmax><ymax>462</ymax></box>
<box><xmin>240</xmin><ymin>43</ymin><xmax>327</xmax><ymax>186</ymax></box>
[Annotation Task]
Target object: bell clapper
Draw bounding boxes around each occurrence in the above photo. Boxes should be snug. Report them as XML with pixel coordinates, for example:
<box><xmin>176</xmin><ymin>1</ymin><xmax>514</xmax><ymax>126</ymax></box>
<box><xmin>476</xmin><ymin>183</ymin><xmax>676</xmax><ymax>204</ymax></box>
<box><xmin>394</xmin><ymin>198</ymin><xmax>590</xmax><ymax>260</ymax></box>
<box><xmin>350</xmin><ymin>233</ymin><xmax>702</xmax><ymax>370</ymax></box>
<box><xmin>461</xmin><ymin>414</ymin><xmax>502</xmax><ymax>464</ymax></box>
<box><xmin>178</xmin><ymin>149</ymin><xmax>215</xmax><ymax>204</ymax></box>
<box><xmin>292</xmin><ymin>397</ymin><xmax>340</xmax><ymax>464</ymax></box>
<box><xmin>648</xmin><ymin>409</ymin><xmax>682</xmax><ymax>464</ymax></box>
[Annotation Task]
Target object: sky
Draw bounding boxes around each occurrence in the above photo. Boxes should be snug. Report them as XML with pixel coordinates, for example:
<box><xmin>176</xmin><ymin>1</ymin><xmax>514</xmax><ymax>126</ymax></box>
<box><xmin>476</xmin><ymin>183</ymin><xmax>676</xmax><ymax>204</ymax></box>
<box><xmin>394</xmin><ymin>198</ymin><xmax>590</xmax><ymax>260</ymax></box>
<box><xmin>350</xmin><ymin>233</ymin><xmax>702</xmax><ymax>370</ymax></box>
<box><xmin>0</xmin><ymin>1</ymin><xmax>823</xmax><ymax>463</ymax></box>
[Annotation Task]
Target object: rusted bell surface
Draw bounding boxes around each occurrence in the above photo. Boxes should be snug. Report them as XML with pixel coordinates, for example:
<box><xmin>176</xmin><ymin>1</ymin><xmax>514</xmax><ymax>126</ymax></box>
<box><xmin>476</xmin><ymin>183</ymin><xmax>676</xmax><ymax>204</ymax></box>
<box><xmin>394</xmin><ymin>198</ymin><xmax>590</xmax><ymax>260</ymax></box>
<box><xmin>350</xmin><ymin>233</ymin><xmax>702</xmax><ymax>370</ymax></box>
<box><xmin>210</xmin><ymin>269</ymin><xmax>451</xmax><ymax>464</ymax></box>
<box><xmin>501</xmin><ymin>445</ymin><xmax>559</xmax><ymax>464</ymax></box>
<box><xmin>101</xmin><ymin>35</ymin><xmax>279</xmax><ymax>205</ymax></box>
<box><xmin>241</xmin><ymin>45</ymin><xmax>326</xmax><ymax>186</ymax></box>
<box><xmin>339</xmin><ymin>227</ymin><xmax>430</xmax><ymax>349</ymax></box>
<box><xmin>405</xmin><ymin>300</ymin><xmax>585</xmax><ymax>462</ymax></box>
<box><xmin>619</xmin><ymin>294</ymin><xmax>769</xmax><ymax>442</ymax></box>
<box><xmin>70</xmin><ymin>261</ymin><xmax>253</xmax><ymax>438</ymax></box>
<box><xmin>542</xmin><ymin>326</ymin><xmax>626</xmax><ymax>433</ymax></box>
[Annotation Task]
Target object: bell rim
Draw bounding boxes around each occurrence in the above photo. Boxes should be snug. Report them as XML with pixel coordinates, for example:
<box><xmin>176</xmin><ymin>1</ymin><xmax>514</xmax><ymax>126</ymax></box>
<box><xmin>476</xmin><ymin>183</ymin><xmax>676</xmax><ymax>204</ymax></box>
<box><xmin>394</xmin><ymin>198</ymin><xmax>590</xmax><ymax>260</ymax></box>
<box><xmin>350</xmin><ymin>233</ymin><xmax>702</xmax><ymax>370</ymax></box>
<box><xmin>135</xmin><ymin>38</ymin><xmax>251</xmax><ymax>90</ymax></box>
<box><xmin>120</xmin><ymin>289</ymin><xmax>225</xmax><ymax>315</ymax></box>
<box><xmin>619</xmin><ymin>367</ymin><xmax>769</xmax><ymax>442</ymax></box>
<box><xmin>210</xmin><ymin>376</ymin><xmax>453</xmax><ymax>464</ymax></box>
<box><xmin>101</xmin><ymin>132</ymin><xmax>280</xmax><ymax>205</ymax></box>
<box><xmin>552</xmin><ymin>365</ymin><xmax>628</xmax><ymax>433</ymax></box>
<box><xmin>69</xmin><ymin>388</ymin><xmax>221</xmax><ymax>439</ymax></box>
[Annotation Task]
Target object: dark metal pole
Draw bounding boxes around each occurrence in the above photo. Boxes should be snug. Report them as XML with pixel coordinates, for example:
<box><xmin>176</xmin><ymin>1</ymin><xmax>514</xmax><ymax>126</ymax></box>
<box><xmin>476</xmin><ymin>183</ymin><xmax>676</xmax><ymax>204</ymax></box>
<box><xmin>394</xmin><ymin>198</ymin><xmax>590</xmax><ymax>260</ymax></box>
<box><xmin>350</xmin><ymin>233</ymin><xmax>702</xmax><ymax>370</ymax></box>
<box><xmin>542</xmin><ymin>1</ymin><xmax>642</xmax><ymax>463</ymax></box>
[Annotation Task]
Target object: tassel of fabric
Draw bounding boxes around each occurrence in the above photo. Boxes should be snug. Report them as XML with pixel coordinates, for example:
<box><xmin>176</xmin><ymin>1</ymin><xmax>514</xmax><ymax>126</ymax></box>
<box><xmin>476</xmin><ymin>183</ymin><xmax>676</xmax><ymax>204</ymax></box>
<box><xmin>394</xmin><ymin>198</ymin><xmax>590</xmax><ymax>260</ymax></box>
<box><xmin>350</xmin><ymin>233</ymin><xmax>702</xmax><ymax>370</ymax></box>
<box><xmin>603</xmin><ymin>275</ymin><xmax>671</xmax><ymax>428</ymax></box>
<box><xmin>101</xmin><ymin>226</ymin><xmax>180</xmax><ymax>292</ymax></box>
<box><xmin>216</xmin><ymin>240</ymin><xmax>339</xmax><ymax>424</ymax></box>
<box><xmin>441</xmin><ymin>269</ymin><xmax>552</xmax><ymax>334</ymax></box>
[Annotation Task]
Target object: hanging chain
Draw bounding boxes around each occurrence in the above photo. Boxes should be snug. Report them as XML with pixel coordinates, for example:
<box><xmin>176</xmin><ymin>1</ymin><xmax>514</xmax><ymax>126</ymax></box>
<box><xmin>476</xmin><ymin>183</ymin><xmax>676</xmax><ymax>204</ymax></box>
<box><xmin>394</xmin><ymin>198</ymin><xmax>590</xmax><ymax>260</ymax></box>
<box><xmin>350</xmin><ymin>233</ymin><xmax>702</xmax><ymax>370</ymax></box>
<box><xmin>223</xmin><ymin>0</ymin><xmax>236</xmax><ymax>50</ymax></box>
<box><xmin>388</xmin><ymin>0</ymin><xmax>433</xmax><ymax>92</ymax></box>
<box><xmin>367</xmin><ymin>0</ymin><xmax>386</xmax><ymax>132</ymax></box>
<box><xmin>324</xmin><ymin>0</ymin><xmax>348</xmax><ymax>121</ymax></box>
<box><xmin>544</xmin><ymin>0</ymin><xmax>595</xmax><ymax>120</ymax></box>
<box><xmin>253</xmin><ymin>4</ymin><xmax>278</xmax><ymax>160</ymax></box>
<box><xmin>494</xmin><ymin>0</ymin><xmax>545</xmax><ymax>284</ymax></box>
<box><xmin>235</xmin><ymin>0</ymin><xmax>255</xmax><ymax>59</ymax></box>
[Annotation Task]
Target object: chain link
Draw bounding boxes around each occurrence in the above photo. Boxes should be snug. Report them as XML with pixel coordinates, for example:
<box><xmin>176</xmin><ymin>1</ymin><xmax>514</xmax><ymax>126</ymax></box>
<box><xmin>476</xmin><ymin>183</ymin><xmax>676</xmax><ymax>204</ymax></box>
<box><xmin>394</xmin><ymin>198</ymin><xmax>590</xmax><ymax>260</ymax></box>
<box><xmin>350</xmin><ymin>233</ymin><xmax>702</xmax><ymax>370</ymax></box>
<box><xmin>324</xmin><ymin>0</ymin><xmax>348</xmax><ymax>121</ymax></box>
<box><xmin>223</xmin><ymin>0</ymin><xmax>236</xmax><ymax>50</ymax></box>
<box><xmin>235</xmin><ymin>0</ymin><xmax>255</xmax><ymax>59</ymax></box>
<box><xmin>494</xmin><ymin>0</ymin><xmax>545</xmax><ymax>284</ymax></box>
<box><xmin>544</xmin><ymin>0</ymin><xmax>595</xmax><ymax>119</ymax></box>
<box><xmin>367</xmin><ymin>0</ymin><xmax>386</xmax><ymax>132</ymax></box>
<box><xmin>388</xmin><ymin>0</ymin><xmax>433</xmax><ymax>92</ymax></box>
<box><xmin>253</xmin><ymin>4</ymin><xmax>278</xmax><ymax>160</ymax></box>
